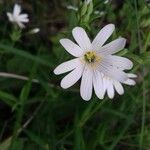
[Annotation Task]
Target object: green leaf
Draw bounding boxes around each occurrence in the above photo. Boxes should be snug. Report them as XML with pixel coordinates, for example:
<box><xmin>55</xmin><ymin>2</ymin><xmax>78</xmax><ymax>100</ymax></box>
<box><xmin>87</xmin><ymin>2</ymin><xmax>93</xmax><ymax>16</ymax></box>
<box><xmin>24</xmin><ymin>130</ymin><xmax>47</xmax><ymax>149</ymax></box>
<box><xmin>0</xmin><ymin>44</ymin><xmax>52</xmax><ymax>68</ymax></box>
<box><xmin>80</xmin><ymin>3</ymin><xmax>88</xmax><ymax>17</ymax></box>
<box><xmin>0</xmin><ymin>90</ymin><xmax>17</xmax><ymax>107</ymax></box>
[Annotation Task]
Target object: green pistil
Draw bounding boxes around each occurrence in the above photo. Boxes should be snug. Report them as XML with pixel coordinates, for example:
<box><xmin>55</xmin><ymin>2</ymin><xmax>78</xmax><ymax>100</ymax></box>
<box><xmin>84</xmin><ymin>51</ymin><xmax>97</xmax><ymax>63</ymax></box>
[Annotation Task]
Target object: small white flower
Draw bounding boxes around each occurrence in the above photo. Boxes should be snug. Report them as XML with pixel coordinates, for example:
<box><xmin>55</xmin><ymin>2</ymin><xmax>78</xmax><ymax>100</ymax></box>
<box><xmin>54</xmin><ymin>24</ymin><xmax>134</xmax><ymax>101</ymax></box>
<box><xmin>7</xmin><ymin>4</ymin><xmax>29</xmax><ymax>29</ymax></box>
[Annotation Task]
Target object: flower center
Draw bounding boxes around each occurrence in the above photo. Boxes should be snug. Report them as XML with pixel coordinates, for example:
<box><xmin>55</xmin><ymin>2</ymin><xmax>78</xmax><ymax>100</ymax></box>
<box><xmin>84</xmin><ymin>51</ymin><xmax>101</xmax><ymax>63</ymax></box>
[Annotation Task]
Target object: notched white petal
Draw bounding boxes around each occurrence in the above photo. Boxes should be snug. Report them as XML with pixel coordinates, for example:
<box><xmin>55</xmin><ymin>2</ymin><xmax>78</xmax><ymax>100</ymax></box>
<box><xmin>61</xmin><ymin>65</ymin><xmax>84</xmax><ymax>89</ymax></box>
<box><xmin>92</xmin><ymin>24</ymin><xmax>115</xmax><ymax>50</ymax></box>
<box><xmin>80</xmin><ymin>66</ymin><xmax>93</xmax><ymax>101</ymax></box>
<box><xmin>72</xmin><ymin>27</ymin><xmax>92</xmax><ymax>51</ymax></box>
<box><xmin>127</xmin><ymin>73</ymin><xmax>137</xmax><ymax>78</ymax></box>
<box><xmin>60</xmin><ymin>39</ymin><xmax>84</xmax><ymax>57</ymax></box>
<box><xmin>102</xmin><ymin>76</ymin><xmax>108</xmax><ymax>96</ymax></box>
<box><xmin>123</xmin><ymin>79</ymin><xmax>136</xmax><ymax>85</ymax></box>
<box><xmin>113</xmin><ymin>80</ymin><xmax>124</xmax><ymax>95</ymax></box>
<box><xmin>93</xmin><ymin>71</ymin><xmax>104</xmax><ymax>99</ymax></box>
<box><xmin>54</xmin><ymin>58</ymin><xmax>80</xmax><ymax>75</ymax></box>
<box><xmin>98</xmin><ymin>38</ymin><xmax>126</xmax><ymax>55</ymax></box>
<box><xmin>107</xmin><ymin>82</ymin><xmax>114</xmax><ymax>99</ymax></box>
<box><xmin>103</xmin><ymin>56</ymin><xmax>133</xmax><ymax>70</ymax></box>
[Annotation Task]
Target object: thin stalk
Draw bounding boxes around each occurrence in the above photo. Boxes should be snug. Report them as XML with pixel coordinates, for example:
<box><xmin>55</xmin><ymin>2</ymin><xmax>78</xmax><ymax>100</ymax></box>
<box><xmin>0</xmin><ymin>72</ymin><xmax>79</xmax><ymax>93</ymax></box>
<box><xmin>9</xmin><ymin>63</ymin><xmax>37</xmax><ymax>150</ymax></box>
<box><xmin>0</xmin><ymin>72</ymin><xmax>38</xmax><ymax>83</ymax></box>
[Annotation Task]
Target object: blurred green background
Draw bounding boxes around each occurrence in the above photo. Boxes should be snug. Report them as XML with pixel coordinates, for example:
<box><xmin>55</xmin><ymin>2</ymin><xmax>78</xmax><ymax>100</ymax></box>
<box><xmin>0</xmin><ymin>0</ymin><xmax>150</xmax><ymax>149</ymax></box>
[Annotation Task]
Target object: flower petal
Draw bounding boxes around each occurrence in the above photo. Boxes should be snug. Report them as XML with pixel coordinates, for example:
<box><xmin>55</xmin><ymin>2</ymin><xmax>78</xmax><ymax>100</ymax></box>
<box><xmin>54</xmin><ymin>58</ymin><xmax>81</xmax><ymax>75</ymax></box>
<box><xmin>127</xmin><ymin>73</ymin><xmax>137</xmax><ymax>78</ymax></box>
<box><xmin>17</xmin><ymin>22</ymin><xmax>25</xmax><ymax>28</ymax></box>
<box><xmin>13</xmin><ymin>4</ymin><xmax>21</xmax><ymax>16</ymax></box>
<box><xmin>7</xmin><ymin>13</ymin><xmax>13</xmax><ymax>22</ymax></box>
<box><xmin>113</xmin><ymin>80</ymin><xmax>124</xmax><ymax>95</ymax></box>
<box><xmin>123</xmin><ymin>79</ymin><xmax>136</xmax><ymax>85</ymax></box>
<box><xmin>18</xmin><ymin>18</ymin><xmax>29</xmax><ymax>22</ymax></box>
<box><xmin>18</xmin><ymin>14</ymin><xmax>28</xmax><ymax>19</ymax></box>
<box><xmin>60</xmin><ymin>65</ymin><xmax>84</xmax><ymax>89</ymax></box>
<box><xmin>93</xmin><ymin>71</ymin><xmax>104</xmax><ymax>99</ymax></box>
<box><xmin>18</xmin><ymin>14</ymin><xmax>29</xmax><ymax>22</ymax></box>
<box><xmin>103</xmin><ymin>55</ymin><xmax>133</xmax><ymax>70</ymax></box>
<box><xmin>103</xmin><ymin>76</ymin><xmax>110</xmax><ymax>96</ymax></box>
<box><xmin>72</xmin><ymin>27</ymin><xmax>92</xmax><ymax>51</ymax></box>
<box><xmin>80</xmin><ymin>66</ymin><xmax>93</xmax><ymax>101</ymax></box>
<box><xmin>60</xmin><ymin>39</ymin><xmax>84</xmax><ymax>57</ymax></box>
<box><xmin>107</xmin><ymin>81</ymin><xmax>114</xmax><ymax>99</ymax></box>
<box><xmin>98</xmin><ymin>38</ymin><xmax>126</xmax><ymax>55</ymax></box>
<box><xmin>98</xmin><ymin>62</ymin><xmax>128</xmax><ymax>83</ymax></box>
<box><xmin>92</xmin><ymin>24</ymin><xmax>115</xmax><ymax>50</ymax></box>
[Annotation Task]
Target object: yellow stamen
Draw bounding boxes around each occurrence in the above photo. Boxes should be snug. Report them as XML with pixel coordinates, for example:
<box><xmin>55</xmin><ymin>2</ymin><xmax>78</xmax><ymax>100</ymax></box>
<box><xmin>84</xmin><ymin>51</ymin><xmax>101</xmax><ymax>64</ymax></box>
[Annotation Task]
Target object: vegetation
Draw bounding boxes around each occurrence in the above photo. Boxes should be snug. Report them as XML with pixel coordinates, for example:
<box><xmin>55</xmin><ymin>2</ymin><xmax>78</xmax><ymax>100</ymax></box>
<box><xmin>0</xmin><ymin>0</ymin><xmax>150</xmax><ymax>149</ymax></box>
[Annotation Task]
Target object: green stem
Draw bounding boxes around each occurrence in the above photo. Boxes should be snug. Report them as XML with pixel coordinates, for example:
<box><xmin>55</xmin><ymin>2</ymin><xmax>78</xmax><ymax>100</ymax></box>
<box><xmin>9</xmin><ymin>64</ymin><xmax>37</xmax><ymax>150</ymax></box>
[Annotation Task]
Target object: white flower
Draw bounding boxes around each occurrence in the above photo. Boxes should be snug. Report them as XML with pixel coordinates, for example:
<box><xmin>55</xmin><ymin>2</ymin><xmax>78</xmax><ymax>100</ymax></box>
<box><xmin>101</xmin><ymin>73</ymin><xmax>137</xmax><ymax>99</ymax></box>
<box><xmin>54</xmin><ymin>24</ymin><xmax>134</xmax><ymax>101</ymax></box>
<box><xmin>7</xmin><ymin>4</ymin><xmax>29</xmax><ymax>29</ymax></box>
